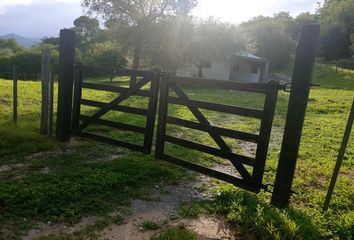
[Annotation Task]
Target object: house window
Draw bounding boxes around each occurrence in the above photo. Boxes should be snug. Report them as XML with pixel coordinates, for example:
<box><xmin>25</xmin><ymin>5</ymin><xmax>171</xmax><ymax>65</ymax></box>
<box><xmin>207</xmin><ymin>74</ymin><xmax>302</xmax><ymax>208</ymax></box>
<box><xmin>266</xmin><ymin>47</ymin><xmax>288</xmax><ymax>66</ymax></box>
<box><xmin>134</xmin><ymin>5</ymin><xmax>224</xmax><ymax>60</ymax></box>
<box><xmin>200</xmin><ymin>60</ymin><xmax>211</xmax><ymax>68</ymax></box>
<box><xmin>251</xmin><ymin>66</ymin><xmax>259</xmax><ymax>74</ymax></box>
<box><xmin>233</xmin><ymin>65</ymin><xmax>240</xmax><ymax>72</ymax></box>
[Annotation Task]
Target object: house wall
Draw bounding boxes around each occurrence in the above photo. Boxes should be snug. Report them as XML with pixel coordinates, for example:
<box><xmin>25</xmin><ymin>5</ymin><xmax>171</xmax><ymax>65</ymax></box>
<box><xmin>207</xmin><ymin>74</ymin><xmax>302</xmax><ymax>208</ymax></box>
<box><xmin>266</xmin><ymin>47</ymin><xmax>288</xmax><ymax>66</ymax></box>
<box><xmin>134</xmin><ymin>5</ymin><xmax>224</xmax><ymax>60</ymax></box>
<box><xmin>176</xmin><ymin>57</ymin><xmax>267</xmax><ymax>83</ymax></box>
<box><xmin>176</xmin><ymin>61</ymin><xmax>231</xmax><ymax>80</ymax></box>
<box><xmin>201</xmin><ymin>62</ymin><xmax>230</xmax><ymax>80</ymax></box>
<box><xmin>175</xmin><ymin>65</ymin><xmax>199</xmax><ymax>78</ymax></box>
<box><xmin>230</xmin><ymin>72</ymin><xmax>260</xmax><ymax>82</ymax></box>
<box><xmin>229</xmin><ymin>62</ymin><xmax>260</xmax><ymax>82</ymax></box>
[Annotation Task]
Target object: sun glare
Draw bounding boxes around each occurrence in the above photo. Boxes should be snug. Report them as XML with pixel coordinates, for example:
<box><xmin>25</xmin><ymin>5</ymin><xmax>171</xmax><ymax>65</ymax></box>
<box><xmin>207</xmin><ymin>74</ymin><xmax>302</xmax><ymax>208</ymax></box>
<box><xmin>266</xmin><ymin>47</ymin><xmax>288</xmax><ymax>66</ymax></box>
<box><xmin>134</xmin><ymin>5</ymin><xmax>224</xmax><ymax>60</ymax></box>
<box><xmin>193</xmin><ymin>0</ymin><xmax>319</xmax><ymax>23</ymax></box>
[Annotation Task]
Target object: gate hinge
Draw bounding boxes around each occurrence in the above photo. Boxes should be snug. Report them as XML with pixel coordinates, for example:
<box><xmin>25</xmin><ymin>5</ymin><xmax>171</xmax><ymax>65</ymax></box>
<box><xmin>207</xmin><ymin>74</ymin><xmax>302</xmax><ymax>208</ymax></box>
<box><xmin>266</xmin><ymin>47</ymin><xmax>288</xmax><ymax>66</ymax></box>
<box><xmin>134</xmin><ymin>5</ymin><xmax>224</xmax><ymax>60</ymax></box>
<box><xmin>262</xmin><ymin>184</ymin><xmax>298</xmax><ymax>195</ymax></box>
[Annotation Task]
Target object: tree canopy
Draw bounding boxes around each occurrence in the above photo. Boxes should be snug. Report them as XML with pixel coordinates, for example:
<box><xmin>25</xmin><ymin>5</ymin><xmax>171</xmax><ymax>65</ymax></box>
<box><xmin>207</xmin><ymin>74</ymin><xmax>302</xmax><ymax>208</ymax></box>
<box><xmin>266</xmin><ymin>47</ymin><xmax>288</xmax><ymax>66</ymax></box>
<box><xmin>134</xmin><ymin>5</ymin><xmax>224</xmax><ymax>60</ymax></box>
<box><xmin>82</xmin><ymin>0</ymin><xmax>197</xmax><ymax>68</ymax></box>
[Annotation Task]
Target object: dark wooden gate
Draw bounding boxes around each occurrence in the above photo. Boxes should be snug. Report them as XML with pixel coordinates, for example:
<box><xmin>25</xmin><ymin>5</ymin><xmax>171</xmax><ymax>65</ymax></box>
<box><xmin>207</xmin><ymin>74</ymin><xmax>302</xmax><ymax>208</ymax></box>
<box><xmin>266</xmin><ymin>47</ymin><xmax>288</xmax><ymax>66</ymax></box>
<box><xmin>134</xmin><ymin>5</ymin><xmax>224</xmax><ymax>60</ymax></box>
<box><xmin>71</xmin><ymin>65</ymin><xmax>160</xmax><ymax>154</ymax></box>
<box><xmin>155</xmin><ymin>75</ymin><xmax>280</xmax><ymax>193</ymax></box>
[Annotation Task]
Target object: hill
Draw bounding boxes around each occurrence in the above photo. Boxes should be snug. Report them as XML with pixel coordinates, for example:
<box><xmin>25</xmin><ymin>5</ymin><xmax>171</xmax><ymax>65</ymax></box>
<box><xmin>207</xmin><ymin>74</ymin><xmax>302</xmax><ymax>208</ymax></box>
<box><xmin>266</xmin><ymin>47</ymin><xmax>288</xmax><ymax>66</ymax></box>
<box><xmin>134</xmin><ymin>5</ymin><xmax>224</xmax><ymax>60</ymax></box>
<box><xmin>0</xmin><ymin>34</ymin><xmax>40</xmax><ymax>48</ymax></box>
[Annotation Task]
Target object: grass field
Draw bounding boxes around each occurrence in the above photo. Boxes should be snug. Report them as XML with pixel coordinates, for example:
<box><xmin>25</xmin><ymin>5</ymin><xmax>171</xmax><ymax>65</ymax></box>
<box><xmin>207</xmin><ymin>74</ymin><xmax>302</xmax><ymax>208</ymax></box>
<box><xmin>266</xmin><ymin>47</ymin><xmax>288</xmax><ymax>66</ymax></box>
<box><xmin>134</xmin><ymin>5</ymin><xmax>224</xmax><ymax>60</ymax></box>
<box><xmin>0</xmin><ymin>63</ymin><xmax>353</xmax><ymax>239</ymax></box>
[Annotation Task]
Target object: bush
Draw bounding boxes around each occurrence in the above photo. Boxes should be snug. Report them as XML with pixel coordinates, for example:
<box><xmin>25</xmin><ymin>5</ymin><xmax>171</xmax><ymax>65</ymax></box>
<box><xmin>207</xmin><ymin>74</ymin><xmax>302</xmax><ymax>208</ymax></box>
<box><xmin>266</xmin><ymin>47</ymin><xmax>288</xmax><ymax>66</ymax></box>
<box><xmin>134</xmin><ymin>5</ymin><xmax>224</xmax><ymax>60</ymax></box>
<box><xmin>0</xmin><ymin>49</ymin><xmax>41</xmax><ymax>80</ymax></box>
<box><xmin>0</xmin><ymin>45</ymin><xmax>59</xmax><ymax>80</ymax></box>
<box><xmin>84</xmin><ymin>42</ymin><xmax>127</xmax><ymax>68</ymax></box>
<box><xmin>336</xmin><ymin>58</ymin><xmax>354</xmax><ymax>70</ymax></box>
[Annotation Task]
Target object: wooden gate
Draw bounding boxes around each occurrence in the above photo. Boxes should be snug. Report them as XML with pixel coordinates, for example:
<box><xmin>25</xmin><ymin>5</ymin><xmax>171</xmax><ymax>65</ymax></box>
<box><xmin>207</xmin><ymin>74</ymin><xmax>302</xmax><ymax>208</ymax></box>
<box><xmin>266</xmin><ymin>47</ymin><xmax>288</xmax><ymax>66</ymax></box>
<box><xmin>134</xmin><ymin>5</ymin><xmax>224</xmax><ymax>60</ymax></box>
<box><xmin>71</xmin><ymin>65</ymin><xmax>160</xmax><ymax>154</ymax></box>
<box><xmin>155</xmin><ymin>75</ymin><xmax>280</xmax><ymax>192</ymax></box>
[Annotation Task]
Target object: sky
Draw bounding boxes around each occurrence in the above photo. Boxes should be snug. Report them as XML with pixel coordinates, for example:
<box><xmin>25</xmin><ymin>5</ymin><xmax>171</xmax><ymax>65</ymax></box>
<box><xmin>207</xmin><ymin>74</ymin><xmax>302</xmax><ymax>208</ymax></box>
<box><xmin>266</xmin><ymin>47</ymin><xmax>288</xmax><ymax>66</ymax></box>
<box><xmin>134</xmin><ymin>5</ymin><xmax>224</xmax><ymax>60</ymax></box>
<box><xmin>0</xmin><ymin>0</ymin><xmax>322</xmax><ymax>39</ymax></box>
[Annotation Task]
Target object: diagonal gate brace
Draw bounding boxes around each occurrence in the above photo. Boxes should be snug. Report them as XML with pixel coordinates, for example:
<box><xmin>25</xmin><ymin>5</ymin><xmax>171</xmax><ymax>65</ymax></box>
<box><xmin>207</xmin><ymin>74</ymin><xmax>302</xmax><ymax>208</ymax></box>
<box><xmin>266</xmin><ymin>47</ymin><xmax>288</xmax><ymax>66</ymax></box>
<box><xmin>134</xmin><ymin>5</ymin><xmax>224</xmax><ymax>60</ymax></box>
<box><xmin>80</xmin><ymin>76</ymin><xmax>151</xmax><ymax>131</ymax></box>
<box><xmin>170</xmin><ymin>83</ymin><xmax>252</xmax><ymax>181</ymax></box>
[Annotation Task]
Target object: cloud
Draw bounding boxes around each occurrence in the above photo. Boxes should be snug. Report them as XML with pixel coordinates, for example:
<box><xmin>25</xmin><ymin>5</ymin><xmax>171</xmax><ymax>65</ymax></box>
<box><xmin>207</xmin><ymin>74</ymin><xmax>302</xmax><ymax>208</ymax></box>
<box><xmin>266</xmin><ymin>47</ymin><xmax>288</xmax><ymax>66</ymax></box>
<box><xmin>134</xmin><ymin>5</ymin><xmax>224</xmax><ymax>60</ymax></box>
<box><xmin>0</xmin><ymin>0</ymin><xmax>82</xmax><ymax>37</ymax></box>
<box><xmin>0</xmin><ymin>0</ymin><xmax>32</xmax><ymax>14</ymax></box>
<box><xmin>0</xmin><ymin>0</ymin><xmax>82</xmax><ymax>14</ymax></box>
<box><xmin>0</xmin><ymin>0</ymin><xmax>323</xmax><ymax>38</ymax></box>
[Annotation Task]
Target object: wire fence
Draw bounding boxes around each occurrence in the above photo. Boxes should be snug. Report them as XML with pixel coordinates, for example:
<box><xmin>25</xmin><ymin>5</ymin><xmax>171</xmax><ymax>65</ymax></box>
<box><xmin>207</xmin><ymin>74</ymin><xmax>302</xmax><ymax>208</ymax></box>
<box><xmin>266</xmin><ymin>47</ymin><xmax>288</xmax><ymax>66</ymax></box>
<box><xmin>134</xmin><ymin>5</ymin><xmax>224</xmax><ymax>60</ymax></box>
<box><xmin>316</xmin><ymin>62</ymin><xmax>353</xmax><ymax>76</ymax></box>
<box><xmin>0</xmin><ymin>63</ymin><xmax>55</xmax><ymax>135</ymax></box>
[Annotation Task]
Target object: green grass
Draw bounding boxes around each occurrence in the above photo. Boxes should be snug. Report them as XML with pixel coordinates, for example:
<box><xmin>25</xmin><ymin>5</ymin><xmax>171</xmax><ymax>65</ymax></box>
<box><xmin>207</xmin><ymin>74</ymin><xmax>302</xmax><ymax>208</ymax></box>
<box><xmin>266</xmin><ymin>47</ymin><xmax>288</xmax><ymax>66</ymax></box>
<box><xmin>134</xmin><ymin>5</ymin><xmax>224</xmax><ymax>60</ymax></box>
<box><xmin>0</xmin><ymin>68</ymin><xmax>353</xmax><ymax>240</ymax></box>
<box><xmin>141</xmin><ymin>220</ymin><xmax>161</xmax><ymax>231</ymax></box>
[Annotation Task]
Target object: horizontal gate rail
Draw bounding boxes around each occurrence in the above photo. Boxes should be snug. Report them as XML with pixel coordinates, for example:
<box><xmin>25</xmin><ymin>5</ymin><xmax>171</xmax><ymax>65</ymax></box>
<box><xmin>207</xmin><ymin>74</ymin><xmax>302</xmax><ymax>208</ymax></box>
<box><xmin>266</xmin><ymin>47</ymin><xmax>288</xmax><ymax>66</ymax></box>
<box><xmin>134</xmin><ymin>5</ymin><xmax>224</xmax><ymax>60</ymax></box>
<box><xmin>81</xmin><ymin>82</ymin><xmax>150</xmax><ymax>97</ymax></box>
<box><xmin>78</xmin><ymin>132</ymin><xmax>145</xmax><ymax>152</ymax></box>
<box><xmin>161</xmin><ymin>153</ymin><xmax>260</xmax><ymax>192</ymax></box>
<box><xmin>82</xmin><ymin>65</ymin><xmax>153</xmax><ymax>77</ymax></box>
<box><xmin>169</xmin><ymin>76</ymin><xmax>281</xmax><ymax>93</ymax></box>
<box><xmin>164</xmin><ymin>135</ymin><xmax>255</xmax><ymax>166</ymax></box>
<box><xmin>166</xmin><ymin>116</ymin><xmax>259</xmax><ymax>143</ymax></box>
<box><xmin>168</xmin><ymin>97</ymin><xmax>263</xmax><ymax>118</ymax></box>
<box><xmin>79</xmin><ymin>115</ymin><xmax>146</xmax><ymax>133</ymax></box>
<box><xmin>79</xmin><ymin>77</ymin><xmax>150</xmax><ymax>130</ymax></box>
<box><xmin>72</xmin><ymin>63</ymin><xmax>160</xmax><ymax>154</ymax></box>
<box><xmin>156</xmin><ymin>75</ymin><xmax>279</xmax><ymax>192</ymax></box>
<box><xmin>81</xmin><ymin>99</ymin><xmax>148</xmax><ymax>116</ymax></box>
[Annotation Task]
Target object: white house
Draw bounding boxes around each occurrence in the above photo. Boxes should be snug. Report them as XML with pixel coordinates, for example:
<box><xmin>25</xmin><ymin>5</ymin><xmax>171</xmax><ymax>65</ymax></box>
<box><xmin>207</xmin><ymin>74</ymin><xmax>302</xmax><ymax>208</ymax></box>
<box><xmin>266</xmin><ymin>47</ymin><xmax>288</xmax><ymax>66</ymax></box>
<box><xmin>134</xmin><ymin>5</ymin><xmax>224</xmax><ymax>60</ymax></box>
<box><xmin>176</xmin><ymin>51</ymin><xmax>269</xmax><ymax>83</ymax></box>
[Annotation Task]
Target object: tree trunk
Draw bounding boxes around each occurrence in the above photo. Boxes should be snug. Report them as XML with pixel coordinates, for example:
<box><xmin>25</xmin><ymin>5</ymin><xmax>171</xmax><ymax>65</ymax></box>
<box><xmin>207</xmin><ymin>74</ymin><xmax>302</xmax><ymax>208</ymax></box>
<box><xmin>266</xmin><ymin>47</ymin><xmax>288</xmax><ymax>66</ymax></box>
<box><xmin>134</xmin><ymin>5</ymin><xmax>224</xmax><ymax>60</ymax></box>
<box><xmin>132</xmin><ymin>45</ymin><xmax>141</xmax><ymax>69</ymax></box>
<box><xmin>130</xmin><ymin>44</ymin><xmax>141</xmax><ymax>88</ymax></box>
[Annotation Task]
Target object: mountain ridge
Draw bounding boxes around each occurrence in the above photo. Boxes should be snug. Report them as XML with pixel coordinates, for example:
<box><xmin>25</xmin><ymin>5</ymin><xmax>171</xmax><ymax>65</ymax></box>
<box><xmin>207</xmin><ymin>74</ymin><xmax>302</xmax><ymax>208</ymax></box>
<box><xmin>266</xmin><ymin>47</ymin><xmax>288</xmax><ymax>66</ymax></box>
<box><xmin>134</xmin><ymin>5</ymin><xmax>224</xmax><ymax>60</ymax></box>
<box><xmin>0</xmin><ymin>34</ymin><xmax>40</xmax><ymax>48</ymax></box>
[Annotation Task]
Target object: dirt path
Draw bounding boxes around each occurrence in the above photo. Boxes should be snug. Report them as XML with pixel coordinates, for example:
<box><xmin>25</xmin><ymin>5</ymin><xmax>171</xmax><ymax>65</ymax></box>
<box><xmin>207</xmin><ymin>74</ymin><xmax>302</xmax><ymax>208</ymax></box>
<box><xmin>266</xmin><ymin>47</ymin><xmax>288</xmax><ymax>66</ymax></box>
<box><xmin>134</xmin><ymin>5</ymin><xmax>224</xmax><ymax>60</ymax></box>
<box><xmin>99</xmin><ymin>173</ymin><xmax>235</xmax><ymax>240</ymax></box>
<box><xmin>24</xmin><ymin>172</ymin><xmax>235</xmax><ymax>240</ymax></box>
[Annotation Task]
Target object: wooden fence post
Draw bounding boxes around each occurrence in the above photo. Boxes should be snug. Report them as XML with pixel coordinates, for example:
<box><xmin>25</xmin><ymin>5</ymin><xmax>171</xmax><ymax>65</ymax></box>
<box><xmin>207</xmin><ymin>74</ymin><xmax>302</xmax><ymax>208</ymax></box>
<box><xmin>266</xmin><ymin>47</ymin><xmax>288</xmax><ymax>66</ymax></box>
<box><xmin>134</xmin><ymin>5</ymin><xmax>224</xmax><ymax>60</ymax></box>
<box><xmin>155</xmin><ymin>73</ymin><xmax>169</xmax><ymax>159</ymax></box>
<box><xmin>323</xmin><ymin>100</ymin><xmax>354</xmax><ymax>211</ymax></box>
<box><xmin>41</xmin><ymin>49</ymin><xmax>51</xmax><ymax>134</ymax></box>
<box><xmin>13</xmin><ymin>65</ymin><xmax>18</xmax><ymax>122</ymax></box>
<box><xmin>271</xmin><ymin>24</ymin><xmax>320</xmax><ymax>207</ymax></box>
<box><xmin>71</xmin><ymin>62</ymin><xmax>83</xmax><ymax>132</ymax></box>
<box><xmin>56</xmin><ymin>29</ymin><xmax>76</xmax><ymax>141</ymax></box>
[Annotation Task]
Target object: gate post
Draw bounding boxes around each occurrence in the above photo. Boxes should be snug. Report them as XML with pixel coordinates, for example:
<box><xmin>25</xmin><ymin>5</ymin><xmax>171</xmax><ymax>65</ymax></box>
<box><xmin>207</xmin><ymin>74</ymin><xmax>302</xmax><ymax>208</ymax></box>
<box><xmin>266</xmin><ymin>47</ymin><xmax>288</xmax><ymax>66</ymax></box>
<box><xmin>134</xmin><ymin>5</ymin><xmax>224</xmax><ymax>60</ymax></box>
<box><xmin>271</xmin><ymin>24</ymin><xmax>320</xmax><ymax>207</ymax></box>
<box><xmin>71</xmin><ymin>62</ymin><xmax>83</xmax><ymax>133</ymax></box>
<box><xmin>56</xmin><ymin>29</ymin><xmax>76</xmax><ymax>142</ymax></box>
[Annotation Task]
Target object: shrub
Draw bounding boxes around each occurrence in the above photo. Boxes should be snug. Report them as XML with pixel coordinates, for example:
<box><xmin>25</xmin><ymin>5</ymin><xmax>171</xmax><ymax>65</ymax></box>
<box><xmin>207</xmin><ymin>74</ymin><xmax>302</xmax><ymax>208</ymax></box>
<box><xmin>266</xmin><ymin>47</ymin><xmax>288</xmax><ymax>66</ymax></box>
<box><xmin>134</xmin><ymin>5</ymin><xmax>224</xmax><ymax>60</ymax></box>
<box><xmin>336</xmin><ymin>58</ymin><xmax>354</xmax><ymax>70</ymax></box>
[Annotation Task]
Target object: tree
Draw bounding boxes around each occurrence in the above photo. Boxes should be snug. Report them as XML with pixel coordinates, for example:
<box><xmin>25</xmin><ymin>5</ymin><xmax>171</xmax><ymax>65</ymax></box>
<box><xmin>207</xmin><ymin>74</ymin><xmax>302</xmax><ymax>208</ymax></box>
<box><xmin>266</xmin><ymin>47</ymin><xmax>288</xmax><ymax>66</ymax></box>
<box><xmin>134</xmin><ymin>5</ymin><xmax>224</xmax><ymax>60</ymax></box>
<box><xmin>295</xmin><ymin>12</ymin><xmax>318</xmax><ymax>26</ymax></box>
<box><xmin>85</xmin><ymin>42</ymin><xmax>127</xmax><ymax>67</ymax></box>
<box><xmin>188</xmin><ymin>19</ymin><xmax>245</xmax><ymax>77</ymax></box>
<box><xmin>0</xmin><ymin>49</ymin><xmax>42</xmax><ymax>80</ymax></box>
<box><xmin>317</xmin><ymin>0</ymin><xmax>354</xmax><ymax>58</ymax></box>
<box><xmin>319</xmin><ymin>24</ymin><xmax>351</xmax><ymax>61</ymax></box>
<box><xmin>41</xmin><ymin>37</ymin><xmax>60</xmax><ymax>46</ymax></box>
<box><xmin>272</xmin><ymin>12</ymin><xmax>298</xmax><ymax>40</ymax></box>
<box><xmin>0</xmin><ymin>39</ymin><xmax>22</xmax><ymax>54</ymax></box>
<box><xmin>143</xmin><ymin>15</ymin><xmax>195</xmax><ymax>73</ymax></box>
<box><xmin>82</xmin><ymin>0</ymin><xmax>198</xmax><ymax>68</ymax></box>
<box><xmin>241</xmin><ymin>16</ymin><xmax>294</xmax><ymax>70</ymax></box>
<box><xmin>73</xmin><ymin>16</ymin><xmax>100</xmax><ymax>50</ymax></box>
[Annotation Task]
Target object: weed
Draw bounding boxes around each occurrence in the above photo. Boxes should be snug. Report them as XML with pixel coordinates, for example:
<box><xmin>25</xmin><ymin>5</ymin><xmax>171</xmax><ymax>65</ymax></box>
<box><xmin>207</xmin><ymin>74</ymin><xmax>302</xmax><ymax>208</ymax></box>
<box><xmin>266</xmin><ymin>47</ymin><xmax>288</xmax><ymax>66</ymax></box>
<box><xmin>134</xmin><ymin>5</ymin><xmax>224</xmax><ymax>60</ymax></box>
<box><xmin>141</xmin><ymin>220</ymin><xmax>161</xmax><ymax>231</ymax></box>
